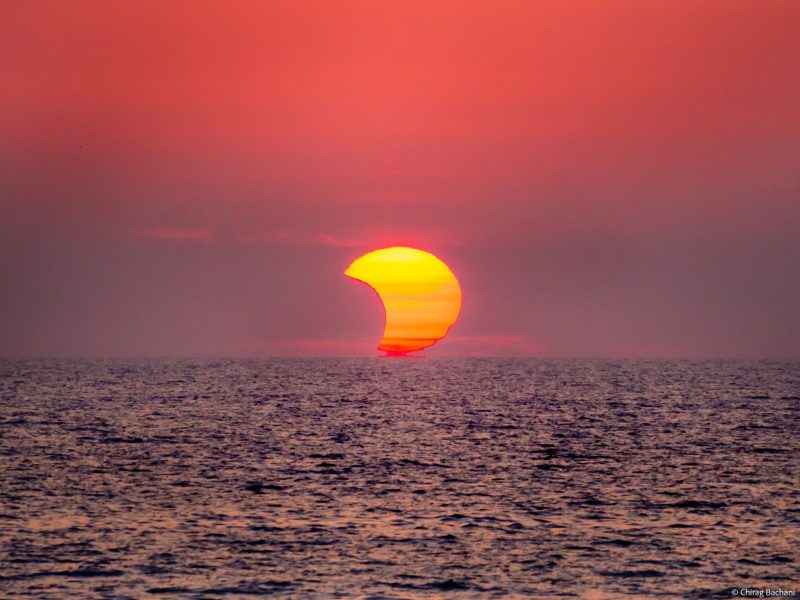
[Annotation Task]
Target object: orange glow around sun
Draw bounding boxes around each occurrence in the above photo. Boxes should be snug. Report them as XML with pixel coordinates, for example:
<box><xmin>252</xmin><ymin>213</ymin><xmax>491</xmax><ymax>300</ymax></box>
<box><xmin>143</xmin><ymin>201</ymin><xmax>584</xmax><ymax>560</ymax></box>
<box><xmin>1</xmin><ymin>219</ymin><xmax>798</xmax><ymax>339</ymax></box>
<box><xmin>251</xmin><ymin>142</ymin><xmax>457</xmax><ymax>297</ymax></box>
<box><xmin>345</xmin><ymin>247</ymin><xmax>462</xmax><ymax>355</ymax></box>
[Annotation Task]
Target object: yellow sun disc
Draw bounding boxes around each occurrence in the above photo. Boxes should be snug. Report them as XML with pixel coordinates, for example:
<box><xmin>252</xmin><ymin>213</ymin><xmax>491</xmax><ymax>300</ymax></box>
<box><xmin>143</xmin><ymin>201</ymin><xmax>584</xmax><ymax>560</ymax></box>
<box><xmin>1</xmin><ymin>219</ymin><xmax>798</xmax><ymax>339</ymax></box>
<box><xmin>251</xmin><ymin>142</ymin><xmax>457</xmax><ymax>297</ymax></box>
<box><xmin>345</xmin><ymin>247</ymin><xmax>462</xmax><ymax>354</ymax></box>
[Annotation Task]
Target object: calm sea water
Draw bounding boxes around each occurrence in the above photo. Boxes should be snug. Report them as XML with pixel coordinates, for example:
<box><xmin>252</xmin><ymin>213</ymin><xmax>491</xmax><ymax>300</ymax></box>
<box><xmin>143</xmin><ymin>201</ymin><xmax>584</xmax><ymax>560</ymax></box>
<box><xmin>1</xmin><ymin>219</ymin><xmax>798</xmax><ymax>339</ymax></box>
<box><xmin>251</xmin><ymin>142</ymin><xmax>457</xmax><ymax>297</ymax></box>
<box><xmin>0</xmin><ymin>359</ymin><xmax>797</xmax><ymax>599</ymax></box>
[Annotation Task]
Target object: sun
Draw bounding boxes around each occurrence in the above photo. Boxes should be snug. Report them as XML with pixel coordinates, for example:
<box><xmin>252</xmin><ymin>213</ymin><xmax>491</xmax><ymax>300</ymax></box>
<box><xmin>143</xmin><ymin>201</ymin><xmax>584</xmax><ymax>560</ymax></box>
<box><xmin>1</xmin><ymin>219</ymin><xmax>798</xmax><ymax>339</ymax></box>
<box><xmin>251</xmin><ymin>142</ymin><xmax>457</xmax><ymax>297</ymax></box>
<box><xmin>345</xmin><ymin>247</ymin><xmax>462</xmax><ymax>355</ymax></box>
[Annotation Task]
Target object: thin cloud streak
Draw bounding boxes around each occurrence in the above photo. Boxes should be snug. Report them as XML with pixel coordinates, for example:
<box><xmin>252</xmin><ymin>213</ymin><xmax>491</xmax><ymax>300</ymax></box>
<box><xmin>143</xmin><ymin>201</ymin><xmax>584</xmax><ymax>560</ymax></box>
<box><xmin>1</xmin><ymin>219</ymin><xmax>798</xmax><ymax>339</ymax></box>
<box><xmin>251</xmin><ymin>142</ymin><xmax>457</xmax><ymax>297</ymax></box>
<box><xmin>243</xmin><ymin>337</ymin><xmax>376</xmax><ymax>357</ymax></box>
<box><xmin>242</xmin><ymin>231</ymin><xmax>367</xmax><ymax>248</ymax></box>
<box><xmin>133</xmin><ymin>228</ymin><xmax>216</xmax><ymax>243</ymax></box>
<box><xmin>241</xmin><ymin>335</ymin><xmax>543</xmax><ymax>357</ymax></box>
<box><xmin>438</xmin><ymin>335</ymin><xmax>544</xmax><ymax>357</ymax></box>
<box><xmin>317</xmin><ymin>233</ymin><xmax>366</xmax><ymax>248</ymax></box>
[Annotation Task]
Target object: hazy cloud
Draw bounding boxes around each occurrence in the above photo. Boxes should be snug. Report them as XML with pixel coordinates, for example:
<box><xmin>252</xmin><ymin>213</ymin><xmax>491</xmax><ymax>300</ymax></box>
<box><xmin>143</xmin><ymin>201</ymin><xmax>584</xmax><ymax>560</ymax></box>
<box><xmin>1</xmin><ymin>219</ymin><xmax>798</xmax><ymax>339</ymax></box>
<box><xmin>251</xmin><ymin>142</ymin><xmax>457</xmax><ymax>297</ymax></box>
<box><xmin>133</xmin><ymin>228</ymin><xmax>216</xmax><ymax>243</ymax></box>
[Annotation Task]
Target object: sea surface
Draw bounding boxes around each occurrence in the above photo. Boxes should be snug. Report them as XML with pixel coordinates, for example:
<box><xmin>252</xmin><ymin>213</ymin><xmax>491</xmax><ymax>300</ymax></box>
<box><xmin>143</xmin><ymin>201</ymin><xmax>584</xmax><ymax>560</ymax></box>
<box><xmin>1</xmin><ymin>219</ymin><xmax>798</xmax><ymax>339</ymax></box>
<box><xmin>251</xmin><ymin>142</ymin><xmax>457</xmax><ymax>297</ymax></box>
<box><xmin>0</xmin><ymin>359</ymin><xmax>797</xmax><ymax>599</ymax></box>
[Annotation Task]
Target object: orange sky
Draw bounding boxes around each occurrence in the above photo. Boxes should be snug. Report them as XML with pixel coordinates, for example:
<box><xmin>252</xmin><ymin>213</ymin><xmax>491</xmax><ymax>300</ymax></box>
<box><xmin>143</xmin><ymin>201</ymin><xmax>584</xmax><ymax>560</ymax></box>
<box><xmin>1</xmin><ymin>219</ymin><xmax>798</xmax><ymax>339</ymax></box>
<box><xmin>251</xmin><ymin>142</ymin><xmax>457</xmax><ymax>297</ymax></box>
<box><xmin>1</xmin><ymin>1</ymin><xmax>799</xmax><ymax>357</ymax></box>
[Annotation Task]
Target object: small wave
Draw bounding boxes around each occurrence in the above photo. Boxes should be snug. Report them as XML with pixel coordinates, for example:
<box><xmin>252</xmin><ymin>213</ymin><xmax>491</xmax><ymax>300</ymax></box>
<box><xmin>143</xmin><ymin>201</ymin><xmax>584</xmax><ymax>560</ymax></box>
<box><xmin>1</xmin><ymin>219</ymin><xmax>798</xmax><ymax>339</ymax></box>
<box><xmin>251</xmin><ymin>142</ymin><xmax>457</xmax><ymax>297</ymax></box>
<box><xmin>385</xmin><ymin>579</ymin><xmax>477</xmax><ymax>591</ymax></box>
<box><xmin>599</xmin><ymin>569</ymin><xmax>666</xmax><ymax>578</ymax></box>
<box><xmin>663</xmin><ymin>500</ymin><xmax>728</xmax><ymax>510</ymax></box>
<box><xmin>593</xmin><ymin>538</ymin><xmax>635</xmax><ymax>548</ymax></box>
<box><xmin>147</xmin><ymin>582</ymin><xmax>292</xmax><ymax>595</ymax></box>
<box><xmin>0</xmin><ymin>567</ymin><xmax>125</xmax><ymax>580</ymax></box>
<box><xmin>244</xmin><ymin>482</ymin><xmax>286</xmax><ymax>493</ymax></box>
<box><xmin>749</xmin><ymin>447</ymin><xmax>787</xmax><ymax>454</ymax></box>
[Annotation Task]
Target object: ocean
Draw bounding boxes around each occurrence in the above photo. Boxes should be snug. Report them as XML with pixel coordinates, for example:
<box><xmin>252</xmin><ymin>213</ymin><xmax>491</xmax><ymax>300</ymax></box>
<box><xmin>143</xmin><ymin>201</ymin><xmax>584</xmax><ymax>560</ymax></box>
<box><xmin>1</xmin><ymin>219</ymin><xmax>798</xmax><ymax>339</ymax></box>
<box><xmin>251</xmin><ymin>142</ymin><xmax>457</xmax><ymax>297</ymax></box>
<box><xmin>0</xmin><ymin>359</ymin><xmax>797</xmax><ymax>598</ymax></box>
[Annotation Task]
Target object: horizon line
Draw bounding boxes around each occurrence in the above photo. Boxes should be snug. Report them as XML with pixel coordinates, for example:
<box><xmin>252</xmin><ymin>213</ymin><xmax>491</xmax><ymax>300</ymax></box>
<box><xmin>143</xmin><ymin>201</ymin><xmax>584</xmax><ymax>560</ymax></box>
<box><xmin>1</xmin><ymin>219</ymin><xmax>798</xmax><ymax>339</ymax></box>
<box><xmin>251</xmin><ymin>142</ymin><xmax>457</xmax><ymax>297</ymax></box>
<box><xmin>1</xmin><ymin>355</ymin><xmax>798</xmax><ymax>361</ymax></box>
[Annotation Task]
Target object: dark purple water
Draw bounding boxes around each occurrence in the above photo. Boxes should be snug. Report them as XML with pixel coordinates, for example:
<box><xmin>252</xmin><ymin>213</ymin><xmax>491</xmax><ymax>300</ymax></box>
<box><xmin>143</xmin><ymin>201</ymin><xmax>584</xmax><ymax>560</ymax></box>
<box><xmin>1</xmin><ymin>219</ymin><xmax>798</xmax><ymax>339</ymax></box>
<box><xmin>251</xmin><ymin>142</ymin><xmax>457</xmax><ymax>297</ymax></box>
<box><xmin>0</xmin><ymin>359</ymin><xmax>798</xmax><ymax>598</ymax></box>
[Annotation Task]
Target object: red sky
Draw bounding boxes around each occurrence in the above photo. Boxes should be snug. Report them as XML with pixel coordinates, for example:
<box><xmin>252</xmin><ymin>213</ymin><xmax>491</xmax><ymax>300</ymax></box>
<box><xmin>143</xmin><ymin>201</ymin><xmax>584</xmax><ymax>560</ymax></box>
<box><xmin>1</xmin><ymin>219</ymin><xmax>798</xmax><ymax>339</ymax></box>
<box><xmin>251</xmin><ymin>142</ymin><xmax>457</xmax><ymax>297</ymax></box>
<box><xmin>2</xmin><ymin>1</ymin><xmax>799</xmax><ymax>357</ymax></box>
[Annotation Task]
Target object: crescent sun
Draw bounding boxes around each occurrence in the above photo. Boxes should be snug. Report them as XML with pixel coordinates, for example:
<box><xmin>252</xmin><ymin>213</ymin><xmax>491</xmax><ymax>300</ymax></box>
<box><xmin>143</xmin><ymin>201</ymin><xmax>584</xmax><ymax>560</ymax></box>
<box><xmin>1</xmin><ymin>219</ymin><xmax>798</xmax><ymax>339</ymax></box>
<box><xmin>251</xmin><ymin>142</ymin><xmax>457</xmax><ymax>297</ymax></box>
<box><xmin>344</xmin><ymin>246</ymin><xmax>462</xmax><ymax>355</ymax></box>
